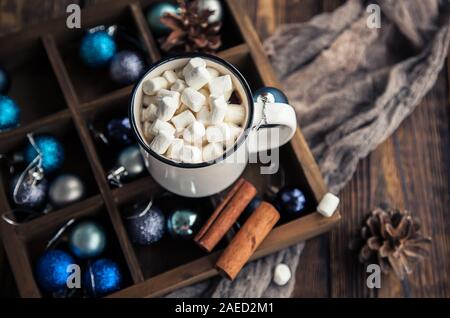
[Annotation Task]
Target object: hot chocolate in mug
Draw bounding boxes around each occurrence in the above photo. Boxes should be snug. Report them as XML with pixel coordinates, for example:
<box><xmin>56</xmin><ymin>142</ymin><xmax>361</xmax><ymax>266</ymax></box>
<box><xmin>130</xmin><ymin>53</ymin><xmax>296</xmax><ymax>197</ymax></box>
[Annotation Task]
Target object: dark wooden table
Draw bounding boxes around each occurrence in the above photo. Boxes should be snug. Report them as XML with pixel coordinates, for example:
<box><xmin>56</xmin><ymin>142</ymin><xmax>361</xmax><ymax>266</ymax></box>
<box><xmin>0</xmin><ymin>0</ymin><xmax>449</xmax><ymax>298</ymax></box>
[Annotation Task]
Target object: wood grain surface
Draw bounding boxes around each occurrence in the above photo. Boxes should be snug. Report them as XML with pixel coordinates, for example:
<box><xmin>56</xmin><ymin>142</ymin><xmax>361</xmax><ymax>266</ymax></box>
<box><xmin>0</xmin><ymin>0</ymin><xmax>449</xmax><ymax>298</ymax></box>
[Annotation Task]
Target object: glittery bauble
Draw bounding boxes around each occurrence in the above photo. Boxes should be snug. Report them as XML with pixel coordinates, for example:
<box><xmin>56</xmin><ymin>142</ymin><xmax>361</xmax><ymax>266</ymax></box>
<box><xmin>197</xmin><ymin>0</ymin><xmax>223</xmax><ymax>23</ymax></box>
<box><xmin>253</xmin><ymin>87</ymin><xmax>289</xmax><ymax>104</ymax></box>
<box><xmin>35</xmin><ymin>249</ymin><xmax>75</xmax><ymax>293</ymax></box>
<box><xmin>68</xmin><ymin>221</ymin><xmax>106</xmax><ymax>259</ymax></box>
<box><xmin>146</xmin><ymin>2</ymin><xmax>178</xmax><ymax>35</ymax></box>
<box><xmin>10</xmin><ymin>174</ymin><xmax>48</xmax><ymax>209</ymax></box>
<box><xmin>0</xmin><ymin>66</ymin><xmax>11</xmax><ymax>95</ymax></box>
<box><xmin>0</xmin><ymin>95</ymin><xmax>20</xmax><ymax>131</ymax></box>
<box><xmin>80</xmin><ymin>30</ymin><xmax>117</xmax><ymax>68</ymax></box>
<box><xmin>106</xmin><ymin>117</ymin><xmax>133</xmax><ymax>145</ymax></box>
<box><xmin>109</xmin><ymin>50</ymin><xmax>145</xmax><ymax>85</ymax></box>
<box><xmin>84</xmin><ymin>259</ymin><xmax>121</xmax><ymax>296</ymax></box>
<box><xmin>49</xmin><ymin>174</ymin><xmax>85</xmax><ymax>208</ymax></box>
<box><xmin>167</xmin><ymin>208</ymin><xmax>201</xmax><ymax>239</ymax></box>
<box><xmin>276</xmin><ymin>187</ymin><xmax>306</xmax><ymax>216</ymax></box>
<box><xmin>24</xmin><ymin>135</ymin><xmax>64</xmax><ymax>174</ymax></box>
<box><xmin>117</xmin><ymin>145</ymin><xmax>145</xmax><ymax>178</ymax></box>
<box><xmin>126</xmin><ymin>201</ymin><xmax>165</xmax><ymax>245</ymax></box>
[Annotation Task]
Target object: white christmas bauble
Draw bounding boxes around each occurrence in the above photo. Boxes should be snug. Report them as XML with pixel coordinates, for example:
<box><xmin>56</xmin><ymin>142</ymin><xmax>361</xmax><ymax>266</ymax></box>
<box><xmin>197</xmin><ymin>0</ymin><xmax>223</xmax><ymax>24</ymax></box>
<box><xmin>273</xmin><ymin>263</ymin><xmax>292</xmax><ymax>286</ymax></box>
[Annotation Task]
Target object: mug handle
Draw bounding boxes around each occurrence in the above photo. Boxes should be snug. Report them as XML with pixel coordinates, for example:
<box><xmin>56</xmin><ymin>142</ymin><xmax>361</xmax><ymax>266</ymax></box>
<box><xmin>247</xmin><ymin>100</ymin><xmax>297</xmax><ymax>154</ymax></box>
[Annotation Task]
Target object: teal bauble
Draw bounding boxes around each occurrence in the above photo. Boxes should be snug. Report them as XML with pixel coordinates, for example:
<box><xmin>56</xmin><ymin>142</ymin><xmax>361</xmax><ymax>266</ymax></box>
<box><xmin>253</xmin><ymin>86</ymin><xmax>289</xmax><ymax>104</ymax></box>
<box><xmin>167</xmin><ymin>208</ymin><xmax>201</xmax><ymax>239</ymax></box>
<box><xmin>24</xmin><ymin>135</ymin><xmax>64</xmax><ymax>174</ymax></box>
<box><xmin>146</xmin><ymin>2</ymin><xmax>178</xmax><ymax>35</ymax></box>
<box><xmin>68</xmin><ymin>221</ymin><xmax>106</xmax><ymax>259</ymax></box>
<box><xmin>0</xmin><ymin>95</ymin><xmax>20</xmax><ymax>131</ymax></box>
<box><xmin>80</xmin><ymin>30</ymin><xmax>117</xmax><ymax>68</ymax></box>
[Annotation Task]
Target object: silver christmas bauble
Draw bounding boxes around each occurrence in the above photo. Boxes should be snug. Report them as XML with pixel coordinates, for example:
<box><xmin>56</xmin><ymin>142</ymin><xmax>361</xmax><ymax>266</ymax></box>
<box><xmin>68</xmin><ymin>221</ymin><xmax>106</xmax><ymax>259</ymax></box>
<box><xmin>197</xmin><ymin>0</ymin><xmax>223</xmax><ymax>24</ymax></box>
<box><xmin>118</xmin><ymin>145</ymin><xmax>145</xmax><ymax>177</ymax></box>
<box><xmin>48</xmin><ymin>174</ymin><xmax>85</xmax><ymax>208</ymax></box>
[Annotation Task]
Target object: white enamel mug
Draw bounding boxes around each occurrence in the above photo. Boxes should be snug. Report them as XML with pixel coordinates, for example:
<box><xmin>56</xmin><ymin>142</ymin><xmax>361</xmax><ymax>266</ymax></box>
<box><xmin>130</xmin><ymin>53</ymin><xmax>296</xmax><ymax>198</ymax></box>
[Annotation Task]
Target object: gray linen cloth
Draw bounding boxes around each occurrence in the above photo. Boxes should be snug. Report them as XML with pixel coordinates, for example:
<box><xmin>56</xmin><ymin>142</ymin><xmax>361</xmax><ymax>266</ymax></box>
<box><xmin>167</xmin><ymin>0</ymin><xmax>450</xmax><ymax>298</ymax></box>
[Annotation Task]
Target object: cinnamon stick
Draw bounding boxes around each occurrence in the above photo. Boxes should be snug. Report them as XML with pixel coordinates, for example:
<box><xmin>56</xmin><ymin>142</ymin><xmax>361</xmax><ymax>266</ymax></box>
<box><xmin>194</xmin><ymin>178</ymin><xmax>256</xmax><ymax>252</ymax></box>
<box><xmin>215</xmin><ymin>201</ymin><xmax>280</xmax><ymax>280</ymax></box>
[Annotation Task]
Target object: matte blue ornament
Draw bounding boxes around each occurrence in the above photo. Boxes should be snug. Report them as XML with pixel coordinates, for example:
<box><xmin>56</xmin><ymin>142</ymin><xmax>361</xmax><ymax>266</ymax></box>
<box><xmin>146</xmin><ymin>2</ymin><xmax>178</xmax><ymax>35</ymax></box>
<box><xmin>0</xmin><ymin>95</ymin><xmax>20</xmax><ymax>131</ymax></box>
<box><xmin>106</xmin><ymin>117</ymin><xmax>133</xmax><ymax>145</ymax></box>
<box><xmin>84</xmin><ymin>259</ymin><xmax>122</xmax><ymax>296</ymax></box>
<box><xmin>24</xmin><ymin>135</ymin><xmax>64</xmax><ymax>174</ymax></box>
<box><xmin>35</xmin><ymin>249</ymin><xmax>75</xmax><ymax>293</ymax></box>
<box><xmin>0</xmin><ymin>66</ymin><xmax>11</xmax><ymax>95</ymax></box>
<box><xmin>167</xmin><ymin>208</ymin><xmax>201</xmax><ymax>239</ymax></box>
<box><xmin>275</xmin><ymin>187</ymin><xmax>306</xmax><ymax>215</ymax></box>
<box><xmin>10</xmin><ymin>174</ymin><xmax>48</xmax><ymax>209</ymax></box>
<box><xmin>80</xmin><ymin>30</ymin><xmax>117</xmax><ymax>68</ymax></box>
<box><xmin>68</xmin><ymin>221</ymin><xmax>106</xmax><ymax>259</ymax></box>
<box><xmin>109</xmin><ymin>50</ymin><xmax>145</xmax><ymax>85</ymax></box>
<box><xmin>253</xmin><ymin>86</ymin><xmax>289</xmax><ymax>104</ymax></box>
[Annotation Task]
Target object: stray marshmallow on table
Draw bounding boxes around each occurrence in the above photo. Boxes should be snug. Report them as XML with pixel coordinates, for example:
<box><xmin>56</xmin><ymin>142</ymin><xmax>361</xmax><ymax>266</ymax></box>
<box><xmin>317</xmin><ymin>193</ymin><xmax>340</xmax><ymax>217</ymax></box>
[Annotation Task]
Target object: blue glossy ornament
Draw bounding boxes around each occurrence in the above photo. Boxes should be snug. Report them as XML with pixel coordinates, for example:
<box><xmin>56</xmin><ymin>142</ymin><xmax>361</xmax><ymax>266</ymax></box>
<box><xmin>146</xmin><ymin>2</ymin><xmax>178</xmax><ymax>35</ymax></box>
<box><xmin>167</xmin><ymin>208</ymin><xmax>201</xmax><ymax>239</ymax></box>
<box><xmin>84</xmin><ymin>259</ymin><xmax>122</xmax><ymax>296</ymax></box>
<box><xmin>276</xmin><ymin>187</ymin><xmax>306</xmax><ymax>215</ymax></box>
<box><xmin>253</xmin><ymin>87</ymin><xmax>289</xmax><ymax>104</ymax></box>
<box><xmin>10</xmin><ymin>174</ymin><xmax>48</xmax><ymax>209</ymax></box>
<box><xmin>109</xmin><ymin>50</ymin><xmax>145</xmax><ymax>85</ymax></box>
<box><xmin>0</xmin><ymin>66</ymin><xmax>10</xmax><ymax>95</ymax></box>
<box><xmin>0</xmin><ymin>95</ymin><xmax>20</xmax><ymax>131</ymax></box>
<box><xmin>68</xmin><ymin>221</ymin><xmax>106</xmax><ymax>259</ymax></box>
<box><xmin>24</xmin><ymin>135</ymin><xmax>64</xmax><ymax>174</ymax></box>
<box><xmin>80</xmin><ymin>30</ymin><xmax>117</xmax><ymax>68</ymax></box>
<box><xmin>126</xmin><ymin>201</ymin><xmax>165</xmax><ymax>245</ymax></box>
<box><xmin>106</xmin><ymin>117</ymin><xmax>133</xmax><ymax>145</ymax></box>
<box><xmin>35</xmin><ymin>249</ymin><xmax>75</xmax><ymax>293</ymax></box>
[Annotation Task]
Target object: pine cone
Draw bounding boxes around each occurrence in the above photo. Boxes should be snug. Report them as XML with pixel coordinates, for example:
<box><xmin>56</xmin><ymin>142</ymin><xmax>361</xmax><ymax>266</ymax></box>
<box><xmin>355</xmin><ymin>207</ymin><xmax>432</xmax><ymax>280</ymax></box>
<box><xmin>159</xmin><ymin>0</ymin><xmax>222</xmax><ymax>54</ymax></box>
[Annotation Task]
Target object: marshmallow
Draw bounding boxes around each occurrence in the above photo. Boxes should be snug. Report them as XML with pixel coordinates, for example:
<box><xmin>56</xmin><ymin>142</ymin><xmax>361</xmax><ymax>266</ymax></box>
<box><xmin>185</xmin><ymin>66</ymin><xmax>210</xmax><ymax>90</ymax></box>
<box><xmin>202</xmin><ymin>142</ymin><xmax>223</xmax><ymax>161</ymax></box>
<box><xmin>143</xmin><ymin>122</ymin><xmax>153</xmax><ymax>141</ymax></box>
<box><xmin>170</xmin><ymin>79</ymin><xmax>187</xmax><ymax>92</ymax></box>
<box><xmin>206</xmin><ymin>123</ymin><xmax>231</xmax><ymax>143</ymax></box>
<box><xmin>171</xmin><ymin>110</ymin><xmax>196</xmax><ymax>132</ymax></box>
<box><xmin>166</xmin><ymin>138</ymin><xmax>184</xmax><ymax>160</ymax></box>
<box><xmin>180</xmin><ymin>145</ymin><xmax>202</xmax><ymax>163</ymax></box>
<box><xmin>150</xmin><ymin>131</ymin><xmax>174</xmax><ymax>154</ymax></box>
<box><xmin>162</xmin><ymin>70</ymin><xmax>178</xmax><ymax>84</ymax></box>
<box><xmin>174</xmin><ymin>103</ymin><xmax>188</xmax><ymax>116</ymax></box>
<box><xmin>228</xmin><ymin>123</ymin><xmax>243</xmax><ymax>140</ymax></box>
<box><xmin>209</xmin><ymin>75</ymin><xmax>233</xmax><ymax>100</ymax></box>
<box><xmin>182</xmin><ymin>57</ymin><xmax>207</xmax><ymax>78</ymax></box>
<box><xmin>225</xmin><ymin>104</ymin><xmax>245</xmax><ymax>125</ymax></box>
<box><xmin>141</xmin><ymin>103</ymin><xmax>158</xmax><ymax>122</ymax></box>
<box><xmin>157</xmin><ymin>89</ymin><xmax>180</xmax><ymax>103</ymax></box>
<box><xmin>207</xmin><ymin>67</ymin><xmax>219</xmax><ymax>78</ymax></box>
<box><xmin>317</xmin><ymin>193</ymin><xmax>340</xmax><ymax>217</ymax></box>
<box><xmin>196</xmin><ymin>105</ymin><xmax>211</xmax><ymax>125</ymax></box>
<box><xmin>157</xmin><ymin>96</ymin><xmax>179</xmax><ymax>121</ymax></box>
<box><xmin>143</xmin><ymin>95</ymin><xmax>157</xmax><ymax>107</ymax></box>
<box><xmin>183</xmin><ymin>121</ymin><xmax>206</xmax><ymax>144</ymax></box>
<box><xmin>181</xmin><ymin>87</ymin><xmax>206</xmax><ymax>112</ymax></box>
<box><xmin>143</xmin><ymin>77</ymin><xmax>168</xmax><ymax>95</ymax></box>
<box><xmin>273</xmin><ymin>264</ymin><xmax>291</xmax><ymax>286</ymax></box>
<box><xmin>210</xmin><ymin>95</ymin><xmax>228</xmax><ymax>124</ymax></box>
<box><xmin>149</xmin><ymin>119</ymin><xmax>176</xmax><ymax>136</ymax></box>
<box><xmin>198</xmin><ymin>88</ymin><xmax>210</xmax><ymax>103</ymax></box>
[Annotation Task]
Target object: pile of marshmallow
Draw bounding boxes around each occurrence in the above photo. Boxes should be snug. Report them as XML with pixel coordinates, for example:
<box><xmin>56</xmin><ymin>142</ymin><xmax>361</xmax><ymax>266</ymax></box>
<box><xmin>140</xmin><ymin>57</ymin><xmax>245</xmax><ymax>163</ymax></box>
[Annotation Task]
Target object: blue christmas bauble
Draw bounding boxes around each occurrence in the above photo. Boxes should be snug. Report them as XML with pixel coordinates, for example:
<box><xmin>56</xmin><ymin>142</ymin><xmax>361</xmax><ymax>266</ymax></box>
<box><xmin>275</xmin><ymin>187</ymin><xmax>306</xmax><ymax>215</ymax></box>
<box><xmin>84</xmin><ymin>259</ymin><xmax>122</xmax><ymax>296</ymax></box>
<box><xmin>10</xmin><ymin>174</ymin><xmax>48</xmax><ymax>209</ymax></box>
<box><xmin>146</xmin><ymin>2</ymin><xmax>179</xmax><ymax>35</ymax></box>
<box><xmin>24</xmin><ymin>135</ymin><xmax>64</xmax><ymax>174</ymax></box>
<box><xmin>0</xmin><ymin>95</ymin><xmax>20</xmax><ymax>131</ymax></box>
<box><xmin>167</xmin><ymin>208</ymin><xmax>201</xmax><ymax>239</ymax></box>
<box><xmin>0</xmin><ymin>66</ymin><xmax>11</xmax><ymax>95</ymax></box>
<box><xmin>253</xmin><ymin>87</ymin><xmax>289</xmax><ymax>104</ymax></box>
<box><xmin>68</xmin><ymin>221</ymin><xmax>106</xmax><ymax>259</ymax></box>
<box><xmin>126</xmin><ymin>201</ymin><xmax>165</xmax><ymax>245</ymax></box>
<box><xmin>109</xmin><ymin>51</ymin><xmax>145</xmax><ymax>85</ymax></box>
<box><xmin>80</xmin><ymin>30</ymin><xmax>117</xmax><ymax>68</ymax></box>
<box><xmin>35</xmin><ymin>249</ymin><xmax>75</xmax><ymax>293</ymax></box>
<box><xmin>106</xmin><ymin>117</ymin><xmax>133</xmax><ymax>145</ymax></box>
